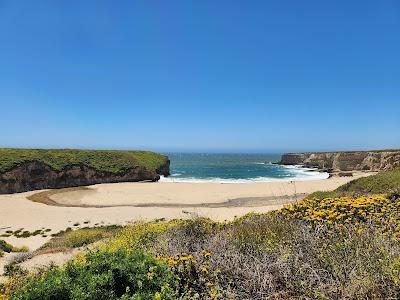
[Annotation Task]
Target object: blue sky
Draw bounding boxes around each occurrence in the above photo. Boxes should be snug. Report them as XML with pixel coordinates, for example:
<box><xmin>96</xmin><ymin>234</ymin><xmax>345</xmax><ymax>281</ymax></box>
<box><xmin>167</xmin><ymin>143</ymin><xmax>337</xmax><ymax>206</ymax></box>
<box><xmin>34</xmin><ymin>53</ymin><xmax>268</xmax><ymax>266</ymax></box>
<box><xmin>1</xmin><ymin>1</ymin><xmax>399</xmax><ymax>152</ymax></box>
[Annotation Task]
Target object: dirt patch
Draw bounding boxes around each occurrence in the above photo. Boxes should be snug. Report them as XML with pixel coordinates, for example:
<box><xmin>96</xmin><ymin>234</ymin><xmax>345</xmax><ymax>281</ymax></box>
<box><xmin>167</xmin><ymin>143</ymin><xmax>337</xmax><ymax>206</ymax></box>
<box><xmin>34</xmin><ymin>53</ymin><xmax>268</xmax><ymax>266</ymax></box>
<box><xmin>27</xmin><ymin>187</ymin><xmax>93</xmax><ymax>207</ymax></box>
<box><xmin>27</xmin><ymin>187</ymin><xmax>305</xmax><ymax>208</ymax></box>
<box><xmin>133</xmin><ymin>194</ymin><xmax>307</xmax><ymax>208</ymax></box>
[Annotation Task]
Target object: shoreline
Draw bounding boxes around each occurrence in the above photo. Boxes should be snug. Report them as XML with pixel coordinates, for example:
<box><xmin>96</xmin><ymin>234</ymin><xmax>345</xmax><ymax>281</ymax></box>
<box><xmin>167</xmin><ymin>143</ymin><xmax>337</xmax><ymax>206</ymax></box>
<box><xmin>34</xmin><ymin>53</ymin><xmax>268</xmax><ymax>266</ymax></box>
<box><xmin>161</xmin><ymin>164</ymin><xmax>330</xmax><ymax>183</ymax></box>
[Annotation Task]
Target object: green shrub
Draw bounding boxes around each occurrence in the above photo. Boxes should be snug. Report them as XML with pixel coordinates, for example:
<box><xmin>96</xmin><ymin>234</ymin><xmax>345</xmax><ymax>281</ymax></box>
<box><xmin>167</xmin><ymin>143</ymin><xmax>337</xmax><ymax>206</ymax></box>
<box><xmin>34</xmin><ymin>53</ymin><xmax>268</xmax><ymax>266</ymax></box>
<box><xmin>8</xmin><ymin>249</ymin><xmax>178</xmax><ymax>300</ymax></box>
<box><xmin>42</xmin><ymin>226</ymin><xmax>122</xmax><ymax>250</ymax></box>
<box><xmin>0</xmin><ymin>240</ymin><xmax>29</xmax><ymax>255</ymax></box>
<box><xmin>102</xmin><ymin>221</ymin><xmax>181</xmax><ymax>253</ymax></box>
<box><xmin>156</xmin><ymin>251</ymin><xmax>224</xmax><ymax>299</ymax></box>
<box><xmin>0</xmin><ymin>240</ymin><xmax>14</xmax><ymax>253</ymax></box>
<box><xmin>63</xmin><ymin>230</ymin><xmax>105</xmax><ymax>248</ymax></box>
<box><xmin>229</xmin><ymin>213</ymin><xmax>296</xmax><ymax>254</ymax></box>
<box><xmin>4</xmin><ymin>264</ymin><xmax>27</xmax><ymax>277</ymax></box>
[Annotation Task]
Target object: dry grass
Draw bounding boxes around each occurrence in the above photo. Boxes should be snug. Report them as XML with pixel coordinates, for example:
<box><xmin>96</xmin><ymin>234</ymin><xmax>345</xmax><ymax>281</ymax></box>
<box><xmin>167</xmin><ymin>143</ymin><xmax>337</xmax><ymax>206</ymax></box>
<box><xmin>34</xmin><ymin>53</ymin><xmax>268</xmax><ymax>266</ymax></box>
<box><xmin>41</xmin><ymin>225</ymin><xmax>122</xmax><ymax>250</ymax></box>
<box><xmin>149</xmin><ymin>215</ymin><xmax>400</xmax><ymax>299</ymax></box>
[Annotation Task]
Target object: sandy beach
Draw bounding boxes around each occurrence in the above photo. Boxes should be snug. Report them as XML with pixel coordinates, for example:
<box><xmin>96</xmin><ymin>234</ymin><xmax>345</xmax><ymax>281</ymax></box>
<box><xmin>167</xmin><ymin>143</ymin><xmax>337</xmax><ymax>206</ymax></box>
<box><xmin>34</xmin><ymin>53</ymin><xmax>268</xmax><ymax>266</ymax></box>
<box><xmin>0</xmin><ymin>172</ymin><xmax>372</xmax><ymax>251</ymax></box>
<box><xmin>33</xmin><ymin>175</ymin><xmax>363</xmax><ymax>207</ymax></box>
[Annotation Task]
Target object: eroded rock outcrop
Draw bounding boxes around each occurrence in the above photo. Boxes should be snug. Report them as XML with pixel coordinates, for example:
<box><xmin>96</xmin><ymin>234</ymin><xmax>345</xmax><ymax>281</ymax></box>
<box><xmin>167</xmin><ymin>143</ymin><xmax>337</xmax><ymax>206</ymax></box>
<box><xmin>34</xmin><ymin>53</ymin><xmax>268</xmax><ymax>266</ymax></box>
<box><xmin>279</xmin><ymin>151</ymin><xmax>400</xmax><ymax>171</ymax></box>
<box><xmin>0</xmin><ymin>159</ymin><xmax>170</xmax><ymax>194</ymax></box>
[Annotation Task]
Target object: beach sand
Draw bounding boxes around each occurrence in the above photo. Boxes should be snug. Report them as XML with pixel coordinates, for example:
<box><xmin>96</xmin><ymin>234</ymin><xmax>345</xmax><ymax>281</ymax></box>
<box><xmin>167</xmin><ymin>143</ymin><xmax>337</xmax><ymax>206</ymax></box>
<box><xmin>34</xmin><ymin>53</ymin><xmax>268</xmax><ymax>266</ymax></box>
<box><xmin>0</xmin><ymin>172</ymin><xmax>372</xmax><ymax>251</ymax></box>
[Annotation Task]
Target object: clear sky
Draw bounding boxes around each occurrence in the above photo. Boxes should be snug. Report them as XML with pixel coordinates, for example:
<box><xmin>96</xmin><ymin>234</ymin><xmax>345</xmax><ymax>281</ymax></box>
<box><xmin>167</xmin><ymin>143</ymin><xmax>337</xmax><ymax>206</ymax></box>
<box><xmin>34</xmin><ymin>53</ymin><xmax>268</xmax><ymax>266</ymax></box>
<box><xmin>1</xmin><ymin>1</ymin><xmax>399</xmax><ymax>153</ymax></box>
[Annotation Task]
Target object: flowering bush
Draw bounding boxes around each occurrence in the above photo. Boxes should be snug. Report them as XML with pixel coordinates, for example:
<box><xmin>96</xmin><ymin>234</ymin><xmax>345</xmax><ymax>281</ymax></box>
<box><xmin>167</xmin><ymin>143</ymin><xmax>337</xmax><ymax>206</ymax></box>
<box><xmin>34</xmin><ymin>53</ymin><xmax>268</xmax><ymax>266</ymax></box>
<box><xmin>6</xmin><ymin>249</ymin><xmax>178</xmax><ymax>300</ymax></box>
<box><xmin>280</xmin><ymin>195</ymin><xmax>390</xmax><ymax>222</ymax></box>
<box><xmin>101</xmin><ymin>221</ymin><xmax>183</xmax><ymax>253</ymax></box>
<box><xmin>156</xmin><ymin>250</ymin><xmax>223</xmax><ymax>299</ymax></box>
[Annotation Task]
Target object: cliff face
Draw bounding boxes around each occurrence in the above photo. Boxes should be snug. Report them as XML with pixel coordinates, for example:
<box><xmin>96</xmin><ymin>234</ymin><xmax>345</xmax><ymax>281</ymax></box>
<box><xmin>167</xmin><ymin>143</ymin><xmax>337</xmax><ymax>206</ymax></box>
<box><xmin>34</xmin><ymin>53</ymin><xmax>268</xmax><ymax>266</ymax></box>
<box><xmin>279</xmin><ymin>151</ymin><xmax>400</xmax><ymax>171</ymax></box>
<box><xmin>0</xmin><ymin>160</ymin><xmax>170</xmax><ymax>194</ymax></box>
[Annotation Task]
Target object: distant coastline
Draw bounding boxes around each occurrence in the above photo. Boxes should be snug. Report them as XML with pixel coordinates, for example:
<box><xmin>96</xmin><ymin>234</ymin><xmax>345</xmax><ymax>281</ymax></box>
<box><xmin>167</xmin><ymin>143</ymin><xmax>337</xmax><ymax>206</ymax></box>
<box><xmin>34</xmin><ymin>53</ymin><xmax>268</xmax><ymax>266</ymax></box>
<box><xmin>279</xmin><ymin>150</ymin><xmax>400</xmax><ymax>172</ymax></box>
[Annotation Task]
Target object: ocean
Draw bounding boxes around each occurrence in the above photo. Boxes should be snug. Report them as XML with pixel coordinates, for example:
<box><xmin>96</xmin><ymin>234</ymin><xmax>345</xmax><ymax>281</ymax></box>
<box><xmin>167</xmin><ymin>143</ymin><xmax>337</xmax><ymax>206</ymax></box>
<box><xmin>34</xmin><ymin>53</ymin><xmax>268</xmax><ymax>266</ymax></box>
<box><xmin>160</xmin><ymin>153</ymin><xmax>329</xmax><ymax>183</ymax></box>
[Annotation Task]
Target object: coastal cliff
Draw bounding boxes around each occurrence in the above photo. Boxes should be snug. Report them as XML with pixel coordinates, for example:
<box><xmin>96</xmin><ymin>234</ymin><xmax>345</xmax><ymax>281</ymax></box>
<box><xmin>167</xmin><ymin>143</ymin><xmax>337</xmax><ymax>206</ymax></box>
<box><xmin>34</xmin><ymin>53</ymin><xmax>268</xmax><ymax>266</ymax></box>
<box><xmin>0</xmin><ymin>149</ymin><xmax>170</xmax><ymax>194</ymax></box>
<box><xmin>279</xmin><ymin>150</ymin><xmax>400</xmax><ymax>171</ymax></box>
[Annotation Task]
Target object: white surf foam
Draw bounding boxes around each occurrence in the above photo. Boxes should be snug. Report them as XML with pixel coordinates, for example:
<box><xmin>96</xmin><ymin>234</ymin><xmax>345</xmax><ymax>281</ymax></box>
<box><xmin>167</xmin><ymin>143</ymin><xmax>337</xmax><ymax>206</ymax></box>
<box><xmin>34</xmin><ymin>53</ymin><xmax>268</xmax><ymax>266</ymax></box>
<box><xmin>159</xmin><ymin>165</ymin><xmax>329</xmax><ymax>183</ymax></box>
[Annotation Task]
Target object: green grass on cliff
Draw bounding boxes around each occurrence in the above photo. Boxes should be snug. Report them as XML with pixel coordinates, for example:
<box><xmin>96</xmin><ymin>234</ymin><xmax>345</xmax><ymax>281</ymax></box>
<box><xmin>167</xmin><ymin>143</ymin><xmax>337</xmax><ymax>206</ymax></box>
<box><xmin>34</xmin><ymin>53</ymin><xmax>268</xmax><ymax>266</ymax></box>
<box><xmin>307</xmin><ymin>168</ymin><xmax>400</xmax><ymax>199</ymax></box>
<box><xmin>0</xmin><ymin>148</ymin><xmax>168</xmax><ymax>174</ymax></box>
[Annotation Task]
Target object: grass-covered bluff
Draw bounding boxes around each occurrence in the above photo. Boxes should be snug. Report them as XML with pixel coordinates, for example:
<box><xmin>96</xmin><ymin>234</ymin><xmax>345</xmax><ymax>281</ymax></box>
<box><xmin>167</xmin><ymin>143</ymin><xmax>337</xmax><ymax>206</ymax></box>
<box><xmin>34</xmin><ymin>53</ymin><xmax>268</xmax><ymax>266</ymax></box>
<box><xmin>307</xmin><ymin>168</ymin><xmax>400</xmax><ymax>199</ymax></box>
<box><xmin>0</xmin><ymin>148</ymin><xmax>168</xmax><ymax>174</ymax></box>
<box><xmin>1</xmin><ymin>170</ymin><xmax>400</xmax><ymax>299</ymax></box>
<box><xmin>0</xmin><ymin>148</ymin><xmax>170</xmax><ymax>193</ymax></box>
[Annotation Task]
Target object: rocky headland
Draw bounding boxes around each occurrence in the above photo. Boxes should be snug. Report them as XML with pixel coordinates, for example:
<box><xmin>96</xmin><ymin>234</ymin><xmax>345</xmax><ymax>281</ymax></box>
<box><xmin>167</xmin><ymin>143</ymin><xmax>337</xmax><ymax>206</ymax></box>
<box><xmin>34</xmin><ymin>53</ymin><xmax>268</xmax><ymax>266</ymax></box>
<box><xmin>0</xmin><ymin>149</ymin><xmax>170</xmax><ymax>194</ymax></box>
<box><xmin>279</xmin><ymin>150</ymin><xmax>400</xmax><ymax>172</ymax></box>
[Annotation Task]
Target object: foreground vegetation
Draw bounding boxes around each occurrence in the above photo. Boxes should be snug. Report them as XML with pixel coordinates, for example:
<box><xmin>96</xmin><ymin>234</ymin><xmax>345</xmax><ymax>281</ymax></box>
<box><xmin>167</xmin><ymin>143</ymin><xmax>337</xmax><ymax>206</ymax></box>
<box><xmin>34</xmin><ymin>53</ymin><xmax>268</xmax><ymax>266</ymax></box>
<box><xmin>0</xmin><ymin>241</ymin><xmax>28</xmax><ymax>258</ymax></box>
<box><xmin>0</xmin><ymin>149</ymin><xmax>168</xmax><ymax>173</ymax></box>
<box><xmin>41</xmin><ymin>225</ymin><xmax>122</xmax><ymax>250</ymax></box>
<box><xmin>1</xmin><ymin>170</ymin><xmax>400</xmax><ymax>299</ymax></box>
